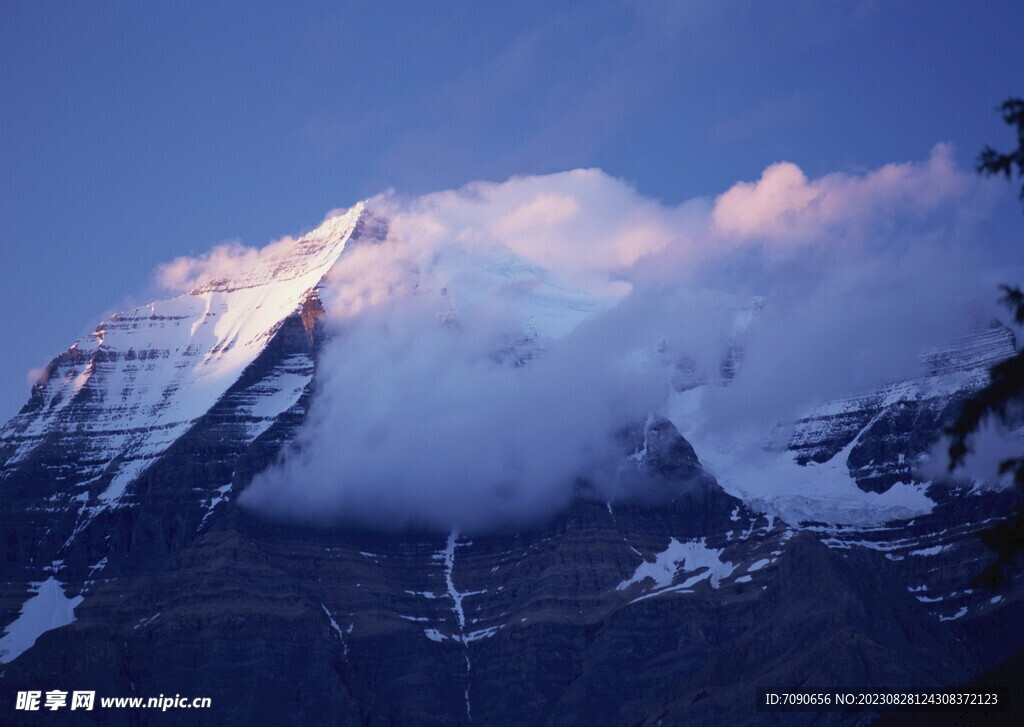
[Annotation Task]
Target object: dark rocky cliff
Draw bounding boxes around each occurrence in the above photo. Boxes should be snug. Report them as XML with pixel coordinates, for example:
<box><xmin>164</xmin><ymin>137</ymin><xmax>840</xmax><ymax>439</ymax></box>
<box><xmin>0</xmin><ymin>409</ymin><xmax>977</xmax><ymax>726</ymax></box>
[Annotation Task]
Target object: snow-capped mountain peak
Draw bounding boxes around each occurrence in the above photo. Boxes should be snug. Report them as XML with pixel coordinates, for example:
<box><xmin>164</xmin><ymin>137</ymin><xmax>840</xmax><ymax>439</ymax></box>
<box><xmin>0</xmin><ymin>203</ymin><xmax>371</xmax><ymax>516</ymax></box>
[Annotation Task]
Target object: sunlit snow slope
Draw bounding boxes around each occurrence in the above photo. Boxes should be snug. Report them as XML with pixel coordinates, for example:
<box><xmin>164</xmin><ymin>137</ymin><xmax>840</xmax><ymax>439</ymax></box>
<box><xmin>0</xmin><ymin>205</ymin><xmax>372</xmax><ymax>532</ymax></box>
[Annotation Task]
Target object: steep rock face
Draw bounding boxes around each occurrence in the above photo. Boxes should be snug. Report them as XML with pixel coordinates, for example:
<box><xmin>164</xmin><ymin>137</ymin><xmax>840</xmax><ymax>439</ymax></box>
<box><xmin>0</xmin><ymin>204</ymin><xmax>382</xmax><ymax>632</ymax></box>
<box><xmin>778</xmin><ymin>322</ymin><xmax>1024</xmax><ymax>668</ymax></box>
<box><xmin>1</xmin><ymin>417</ymin><xmax>970</xmax><ymax>726</ymax></box>
<box><xmin>790</xmin><ymin>323</ymin><xmax>1015</xmax><ymax>493</ymax></box>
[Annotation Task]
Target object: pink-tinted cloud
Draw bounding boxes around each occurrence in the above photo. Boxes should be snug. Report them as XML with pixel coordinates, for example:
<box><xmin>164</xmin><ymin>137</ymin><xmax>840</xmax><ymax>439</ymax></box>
<box><xmin>155</xmin><ymin>236</ymin><xmax>299</xmax><ymax>293</ymax></box>
<box><xmin>493</xmin><ymin>192</ymin><xmax>581</xmax><ymax>236</ymax></box>
<box><xmin>711</xmin><ymin>143</ymin><xmax>969</xmax><ymax>243</ymax></box>
<box><xmin>385</xmin><ymin>169</ymin><xmax>704</xmax><ymax>295</ymax></box>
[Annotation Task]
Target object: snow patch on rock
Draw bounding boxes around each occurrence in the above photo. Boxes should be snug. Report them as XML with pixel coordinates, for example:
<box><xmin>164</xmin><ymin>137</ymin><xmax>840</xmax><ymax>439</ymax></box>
<box><xmin>0</xmin><ymin>578</ymin><xmax>83</xmax><ymax>664</ymax></box>
<box><xmin>617</xmin><ymin>537</ymin><xmax>735</xmax><ymax>602</ymax></box>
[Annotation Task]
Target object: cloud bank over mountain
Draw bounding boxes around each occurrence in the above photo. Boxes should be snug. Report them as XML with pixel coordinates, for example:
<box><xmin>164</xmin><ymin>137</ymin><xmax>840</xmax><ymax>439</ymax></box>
<box><xmin>199</xmin><ymin>149</ymin><xmax>1009</xmax><ymax>531</ymax></box>
<box><xmin>711</xmin><ymin>143</ymin><xmax>966</xmax><ymax>242</ymax></box>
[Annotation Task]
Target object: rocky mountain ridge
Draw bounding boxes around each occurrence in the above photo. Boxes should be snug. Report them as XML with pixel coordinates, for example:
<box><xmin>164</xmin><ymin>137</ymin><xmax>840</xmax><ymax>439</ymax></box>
<box><xmin>1</xmin><ymin>203</ymin><xmax>1020</xmax><ymax>725</ymax></box>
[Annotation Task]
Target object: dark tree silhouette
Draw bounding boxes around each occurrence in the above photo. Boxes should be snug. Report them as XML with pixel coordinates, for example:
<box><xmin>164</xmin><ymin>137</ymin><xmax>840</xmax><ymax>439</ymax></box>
<box><xmin>946</xmin><ymin>98</ymin><xmax>1024</xmax><ymax>588</ymax></box>
<box><xmin>977</xmin><ymin>99</ymin><xmax>1024</xmax><ymax>200</ymax></box>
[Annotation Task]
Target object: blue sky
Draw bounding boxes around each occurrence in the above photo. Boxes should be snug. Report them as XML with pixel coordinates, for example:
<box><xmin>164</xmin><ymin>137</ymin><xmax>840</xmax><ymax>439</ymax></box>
<box><xmin>1</xmin><ymin>0</ymin><xmax>1022</xmax><ymax>419</ymax></box>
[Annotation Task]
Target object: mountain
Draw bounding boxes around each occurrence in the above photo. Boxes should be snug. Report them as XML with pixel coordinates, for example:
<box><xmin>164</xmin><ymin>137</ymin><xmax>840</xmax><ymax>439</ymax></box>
<box><xmin>1</xmin><ymin>203</ymin><xmax>1020</xmax><ymax>725</ymax></box>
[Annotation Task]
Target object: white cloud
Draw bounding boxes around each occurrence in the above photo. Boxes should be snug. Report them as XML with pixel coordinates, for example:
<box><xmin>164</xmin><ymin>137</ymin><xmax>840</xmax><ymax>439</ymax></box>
<box><xmin>494</xmin><ymin>192</ymin><xmax>582</xmax><ymax>235</ymax></box>
<box><xmin>155</xmin><ymin>236</ymin><xmax>299</xmax><ymax>293</ymax></box>
<box><xmin>379</xmin><ymin>169</ymin><xmax>707</xmax><ymax>297</ymax></box>
<box><xmin>162</xmin><ymin>148</ymin><xmax>1007</xmax><ymax>532</ymax></box>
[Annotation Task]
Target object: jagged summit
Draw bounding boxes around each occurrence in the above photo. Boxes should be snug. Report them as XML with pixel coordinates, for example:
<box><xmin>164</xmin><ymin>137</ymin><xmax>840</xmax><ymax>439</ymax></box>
<box><xmin>0</xmin><ymin>203</ymin><xmax>375</xmax><ymax>518</ymax></box>
<box><xmin>190</xmin><ymin>203</ymin><xmax>374</xmax><ymax>294</ymax></box>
